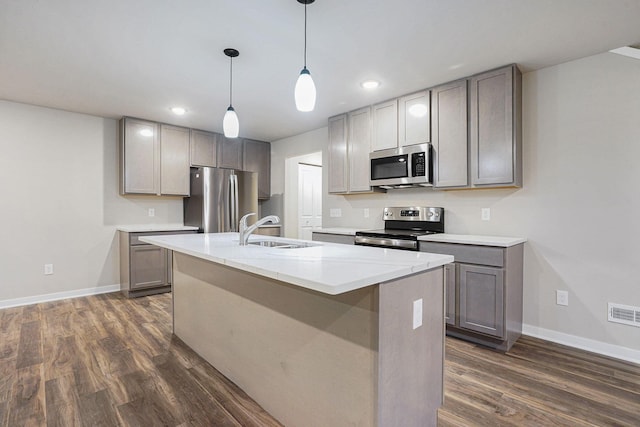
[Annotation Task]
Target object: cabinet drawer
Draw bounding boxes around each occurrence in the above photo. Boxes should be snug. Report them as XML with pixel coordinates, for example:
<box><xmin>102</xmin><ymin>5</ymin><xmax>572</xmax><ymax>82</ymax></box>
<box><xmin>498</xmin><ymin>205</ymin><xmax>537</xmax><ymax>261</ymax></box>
<box><xmin>129</xmin><ymin>230</ymin><xmax>196</xmax><ymax>246</ymax></box>
<box><xmin>419</xmin><ymin>242</ymin><xmax>504</xmax><ymax>267</ymax></box>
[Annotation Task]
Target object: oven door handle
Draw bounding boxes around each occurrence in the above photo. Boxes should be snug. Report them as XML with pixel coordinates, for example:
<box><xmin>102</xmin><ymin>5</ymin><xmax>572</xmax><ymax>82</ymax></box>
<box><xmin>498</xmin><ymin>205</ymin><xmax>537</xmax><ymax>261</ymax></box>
<box><xmin>354</xmin><ymin>236</ymin><xmax>418</xmax><ymax>250</ymax></box>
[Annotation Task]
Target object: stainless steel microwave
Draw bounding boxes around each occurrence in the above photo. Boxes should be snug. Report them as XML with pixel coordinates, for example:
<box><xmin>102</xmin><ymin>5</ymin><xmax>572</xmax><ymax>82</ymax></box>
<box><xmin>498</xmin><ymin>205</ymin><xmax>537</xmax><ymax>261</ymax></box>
<box><xmin>369</xmin><ymin>143</ymin><xmax>432</xmax><ymax>188</ymax></box>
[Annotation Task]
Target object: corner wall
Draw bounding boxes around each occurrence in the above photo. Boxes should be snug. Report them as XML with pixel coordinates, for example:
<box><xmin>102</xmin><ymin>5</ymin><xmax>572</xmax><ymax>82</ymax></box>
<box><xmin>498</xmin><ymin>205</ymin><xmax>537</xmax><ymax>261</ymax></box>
<box><xmin>269</xmin><ymin>52</ymin><xmax>640</xmax><ymax>362</ymax></box>
<box><xmin>0</xmin><ymin>101</ymin><xmax>183</xmax><ymax>305</ymax></box>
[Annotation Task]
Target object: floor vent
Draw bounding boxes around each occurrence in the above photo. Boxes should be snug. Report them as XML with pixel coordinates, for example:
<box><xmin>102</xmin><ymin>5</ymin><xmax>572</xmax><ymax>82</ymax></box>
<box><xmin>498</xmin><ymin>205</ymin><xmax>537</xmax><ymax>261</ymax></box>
<box><xmin>608</xmin><ymin>303</ymin><xmax>640</xmax><ymax>328</ymax></box>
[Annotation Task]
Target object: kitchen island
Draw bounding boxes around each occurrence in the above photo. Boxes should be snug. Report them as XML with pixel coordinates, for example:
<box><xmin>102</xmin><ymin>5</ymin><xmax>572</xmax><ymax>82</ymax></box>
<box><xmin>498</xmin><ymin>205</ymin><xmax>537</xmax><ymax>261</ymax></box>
<box><xmin>141</xmin><ymin>233</ymin><xmax>453</xmax><ymax>427</ymax></box>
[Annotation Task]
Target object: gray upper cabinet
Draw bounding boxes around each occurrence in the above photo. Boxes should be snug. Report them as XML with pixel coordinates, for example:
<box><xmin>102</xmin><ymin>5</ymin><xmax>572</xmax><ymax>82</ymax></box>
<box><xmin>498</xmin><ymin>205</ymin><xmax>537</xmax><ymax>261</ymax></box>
<box><xmin>347</xmin><ymin>107</ymin><xmax>372</xmax><ymax>192</ymax></box>
<box><xmin>371</xmin><ymin>99</ymin><xmax>398</xmax><ymax>151</ymax></box>
<box><xmin>190</xmin><ymin>129</ymin><xmax>217</xmax><ymax>167</ymax></box>
<box><xmin>159</xmin><ymin>124</ymin><xmax>190</xmax><ymax>196</ymax></box>
<box><xmin>216</xmin><ymin>134</ymin><xmax>244</xmax><ymax>170</ymax></box>
<box><xmin>120</xmin><ymin>118</ymin><xmax>159</xmax><ymax>195</ymax></box>
<box><xmin>120</xmin><ymin>117</ymin><xmax>189</xmax><ymax>196</ymax></box>
<box><xmin>398</xmin><ymin>90</ymin><xmax>431</xmax><ymax>147</ymax></box>
<box><xmin>469</xmin><ymin>65</ymin><xmax>522</xmax><ymax>187</ymax></box>
<box><xmin>243</xmin><ymin>139</ymin><xmax>271</xmax><ymax>200</ymax></box>
<box><xmin>328</xmin><ymin>109</ymin><xmax>374</xmax><ymax>194</ymax></box>
<box><xmin>432</xmin><ymin>79</ymin><xmax>469</xmax><ymax>188</ymax></box>
<box><xmin>328</xmin><ymin>114</ymin><xmax>349</xmax><ymax>194</ymax></box>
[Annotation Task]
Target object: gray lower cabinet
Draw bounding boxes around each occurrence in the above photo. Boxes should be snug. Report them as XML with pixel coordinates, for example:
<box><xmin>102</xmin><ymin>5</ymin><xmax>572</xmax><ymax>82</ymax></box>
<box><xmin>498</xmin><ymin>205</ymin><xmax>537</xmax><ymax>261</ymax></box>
<box><xmin>120</xmin><ymin>230</ymin><xmax>196</xmax><ymax>298</ymax></box>
<box><xmin>458</xmin><ymin>264</ymin><xmax>505</xmax><ymax>338</ymax></box>
<box><xmin>312</xmin><ymin>232</ymin><xmax>355</xmax><ymax>245</ymax></box>
<box><xmin>444</xmin><ymin>263</ymin><xmax>456</xmax><ymax>326</ymax></box>
<box><xmin>420</xmin><ymin>241</ymin><xmax>523</xmax><ymax>351</ymax></box>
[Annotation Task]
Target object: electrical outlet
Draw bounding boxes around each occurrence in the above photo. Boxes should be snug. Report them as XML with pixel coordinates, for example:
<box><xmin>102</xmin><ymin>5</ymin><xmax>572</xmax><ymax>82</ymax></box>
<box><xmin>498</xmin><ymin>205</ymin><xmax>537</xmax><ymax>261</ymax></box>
<box><xmin>148</xmin><ymin>208</ymin><xmax>155</xmax><ymax>217</ymax></box>
<box><xmin>44</xmin><ymin>264</ymin><xmax>54</xmax><ymax>275</ymax></box>
<box><xmin>481</xmin><ymin>208</ymin><xmax>491</xmax><ymax>221</ymax></box>
<box><xmin>330</xmin><ymin>208</ymin><xmax>342</xmax><ymax>218</ymax></box>
<box><xmin>556</xmin><ymin>290</ymin><xmax>569</xmax><ymax>306</ymax></box>
<box><xmin>413</xmin><ymin>299</ymin><xmax>423</xmax><ymax>329</ymax></box>
<box><xmin>364</xmin><ymin>208</ymin><xmax>370</xmax><ymax>218</ymax></box>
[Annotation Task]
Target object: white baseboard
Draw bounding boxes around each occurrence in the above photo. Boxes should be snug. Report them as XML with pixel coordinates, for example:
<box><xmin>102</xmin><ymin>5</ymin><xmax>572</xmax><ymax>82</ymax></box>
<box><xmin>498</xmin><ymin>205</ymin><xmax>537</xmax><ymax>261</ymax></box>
<box><xmin>523</xmin><ymin>324</ymin><xmax>640</xmax><ymax>366</ymax></box>
<box><xmin>0</xmin><ymin>284</ymin><xmax>121</xmax><ymax>310</ymax></box>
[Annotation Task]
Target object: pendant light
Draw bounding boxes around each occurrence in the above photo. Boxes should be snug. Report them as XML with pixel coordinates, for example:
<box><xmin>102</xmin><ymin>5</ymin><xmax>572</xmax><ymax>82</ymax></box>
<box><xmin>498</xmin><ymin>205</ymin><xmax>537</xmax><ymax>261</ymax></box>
<box><xmin>223</xmin><ymin>48</ymin><xmax>240</xmax><ymax>138</ymax></box>
<box><xmin>294</xmin><ymin>0</ymin><xmax>316</xmax><ymax>112</ymax></box>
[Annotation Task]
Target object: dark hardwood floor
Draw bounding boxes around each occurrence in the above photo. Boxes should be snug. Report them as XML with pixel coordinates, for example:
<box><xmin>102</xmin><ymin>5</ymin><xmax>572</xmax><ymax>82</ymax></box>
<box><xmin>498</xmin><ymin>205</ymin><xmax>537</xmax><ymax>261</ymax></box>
<box><xmin>0</xmin><ymin>292</ymin><xmax>638</xmax><ymax>426</ymax></box>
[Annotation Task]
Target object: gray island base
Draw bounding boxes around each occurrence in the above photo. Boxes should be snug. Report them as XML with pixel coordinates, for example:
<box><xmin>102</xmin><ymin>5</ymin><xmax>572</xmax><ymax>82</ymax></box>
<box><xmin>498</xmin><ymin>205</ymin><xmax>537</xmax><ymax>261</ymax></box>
<box><xmin>172</xmin><ymin>252</ymin><xmax>444</xmax><ymax>427</ymax></box>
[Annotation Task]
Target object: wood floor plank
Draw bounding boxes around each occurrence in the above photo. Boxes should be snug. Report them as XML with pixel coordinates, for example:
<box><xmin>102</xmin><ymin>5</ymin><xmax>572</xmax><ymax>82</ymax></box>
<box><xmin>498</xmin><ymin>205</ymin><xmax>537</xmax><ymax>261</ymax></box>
<box><xmin>8</xmin><ymin>364</ymin><xmax>45</xmax><ymax>426</ymax></box>
<box><xmin>15</xmin><ymin>320</ymin><xmax>42</xmax><ymax>369</ymax></box>
<box><xmin>77</xmin><ymin>389</ymin><xmax>121</xmax><ymax>426</ymax></box>
<box><xmin>1</xmin><ymin>292</ymin><xmax>638</xmax><ymax>426</ymax></box>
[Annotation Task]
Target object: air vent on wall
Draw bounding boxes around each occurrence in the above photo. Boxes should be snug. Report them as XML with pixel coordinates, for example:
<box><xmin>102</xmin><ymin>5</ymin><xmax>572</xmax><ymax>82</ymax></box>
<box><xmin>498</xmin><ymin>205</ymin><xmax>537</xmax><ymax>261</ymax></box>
<box><xmin>608</xmin><ymin>303</ymin><xmax>640</xmax><ymax>328</ymax></box>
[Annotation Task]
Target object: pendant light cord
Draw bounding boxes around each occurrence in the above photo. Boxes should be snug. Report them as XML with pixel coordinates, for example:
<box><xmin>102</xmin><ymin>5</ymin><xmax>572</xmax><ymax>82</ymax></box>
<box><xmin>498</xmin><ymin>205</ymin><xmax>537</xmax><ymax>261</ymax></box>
<box><xmin>229</xmin><ymin>56</ymin><xmax>233</xmax><ymax>107</ymax></box>
<box><xmin>303</xmin><ymin>2</ymin><xmax>307</xmax><ymax>68</ymax></box>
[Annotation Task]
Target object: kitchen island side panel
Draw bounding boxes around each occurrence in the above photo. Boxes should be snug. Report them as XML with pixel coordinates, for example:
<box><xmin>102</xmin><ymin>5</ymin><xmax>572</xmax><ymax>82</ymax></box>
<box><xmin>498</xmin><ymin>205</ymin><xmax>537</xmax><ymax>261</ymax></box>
<box><xmin>171</xmin><ymin>252</ymin><xmax>445</xmax><ymax>427</ymax></box>
<box><xmin>172</xmin><ymin>253</ymin><xmax>378</xmax><ymax>427</ymax></box>
<box><xmin>378</xmin><ymin>268</ymin><xmax>444</xmax><ymax>427</ymax></box>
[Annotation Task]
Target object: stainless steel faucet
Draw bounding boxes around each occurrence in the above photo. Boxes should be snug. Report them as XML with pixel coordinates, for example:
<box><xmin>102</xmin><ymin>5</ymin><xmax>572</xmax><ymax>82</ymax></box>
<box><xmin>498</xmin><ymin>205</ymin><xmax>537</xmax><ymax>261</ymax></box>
<box><xmin>238</xmin><ymin>213</ymin><xmax>280</xmax><ymax>245</ymax></box>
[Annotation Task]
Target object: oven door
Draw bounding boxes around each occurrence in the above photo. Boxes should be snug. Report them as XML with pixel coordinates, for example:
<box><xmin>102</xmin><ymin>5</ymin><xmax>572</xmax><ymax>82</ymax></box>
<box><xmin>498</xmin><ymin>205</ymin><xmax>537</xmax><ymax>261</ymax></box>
<box><xmin>354</xmin><ymin>235</ymin><xmax>419</xmax><ymax>251</ymax></box>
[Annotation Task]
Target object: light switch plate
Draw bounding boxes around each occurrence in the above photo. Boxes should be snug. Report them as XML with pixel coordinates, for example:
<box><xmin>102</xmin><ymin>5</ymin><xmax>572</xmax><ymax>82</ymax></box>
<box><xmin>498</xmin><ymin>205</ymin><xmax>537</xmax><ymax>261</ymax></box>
<box><xmin>481</xmin><ymin>208</ymin><xmax>491</xmax><ymax>221</ymax></box>
<box><xmin>556</xmin><ymin>290</ymin><xmax>569</xmax><ymax>306</ymax></box>
<box><xmin>148</xmin><ymin>208</ymin><xmax>155</xmax><ymax>217</ymax></box>
<box><xmin>330</xmin><ymin>208</ymin><xmax>342</xmax><ymax>218</ymax></box>
<box><xmin>44</xmin><ymin>264</ymin><xmax>53</xmax><ymax>275</ymax></box>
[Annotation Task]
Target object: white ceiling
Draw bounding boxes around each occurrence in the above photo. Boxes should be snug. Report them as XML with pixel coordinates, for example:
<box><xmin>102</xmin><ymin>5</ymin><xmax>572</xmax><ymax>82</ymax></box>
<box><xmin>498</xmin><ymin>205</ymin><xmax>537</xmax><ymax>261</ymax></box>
<box><xmin>1</xmin><ymin>0</ymin><xmax>639</xmax><ymax>142</ymax></box>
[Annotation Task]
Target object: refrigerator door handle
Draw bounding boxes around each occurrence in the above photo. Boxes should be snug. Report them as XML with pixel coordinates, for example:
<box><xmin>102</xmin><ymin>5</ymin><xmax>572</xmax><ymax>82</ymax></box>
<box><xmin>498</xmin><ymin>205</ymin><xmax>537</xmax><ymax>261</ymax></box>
<box><xmin>228</xmin><ymin>174</ymin><xmax>235</xmax><ymax>232</ymax></box>
<box><xmin>232</xmin><ymin>174</ymin><xmax>239</xmax><ymax>231</ymax></box>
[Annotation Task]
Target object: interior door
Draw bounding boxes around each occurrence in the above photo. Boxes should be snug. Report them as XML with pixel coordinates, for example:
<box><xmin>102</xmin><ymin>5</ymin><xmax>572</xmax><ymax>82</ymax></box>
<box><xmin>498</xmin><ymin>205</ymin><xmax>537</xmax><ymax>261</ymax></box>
<box><xmin>298</xmin><ymin>163</ymin><xmax>322</xmax><ymax>240</ymax></box>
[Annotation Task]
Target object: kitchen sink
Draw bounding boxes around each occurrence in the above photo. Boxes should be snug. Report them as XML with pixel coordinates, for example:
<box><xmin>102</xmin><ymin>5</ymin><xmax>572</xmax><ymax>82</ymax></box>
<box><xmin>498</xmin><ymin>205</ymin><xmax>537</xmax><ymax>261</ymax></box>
<box><xmin>248</xmin><ymin>240</ymin><xmax>318</xmax><ymax>249</ymax></box>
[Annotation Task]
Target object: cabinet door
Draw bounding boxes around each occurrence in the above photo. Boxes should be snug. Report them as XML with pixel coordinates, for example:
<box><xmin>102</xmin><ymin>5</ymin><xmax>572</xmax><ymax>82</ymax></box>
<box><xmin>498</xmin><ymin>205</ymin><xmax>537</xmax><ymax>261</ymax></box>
<box><xmin>444</xmin><ymin>263</ymin><xmax>456</xmax><ymax>326</ymax></box>
<box><xmin>347</xmin><ymin>107</ymin><xmax>372</xmax><ymax>192</ymax></box>
<box><xmin>328</xmin><ymin>114</ymin><xmax>349</xmax><ymax>194</ymax></box>
<box><xmin>243</xmin><ymin>139</ymin><xmax>271</xmax><ymax>199</ymax></box>
<box><xmin>190</xmin><ymin>129</ymin><xmax>217</xmax><ymax>167</ymax></box>
<box><xmin>130</xmin><ymin>245</ymin><xmax>168</xmax><ymax>290</ymax></box>
<box><xmin>398</xmin><ymin>90</ymin><xmax>430</xmax><ymax>147</ymax></box>
<box><xmin>432</xmin><ymin>79</ymin><xmax>469</xmax><ymax>188</ymax></box>
<box><xmin>470</xmin><ymin>65</ymin><xmax>521</xmax><ymax>187</ymax></box>
<box><xmin>216</xmin><ymin>134</ymin><xmax>244</xmax><ymax>170</ymax></box>
<box><xmin>459</xmin><ymin>264</ymin><xmax>505</xmax><ymax>339</ymax></box>
<box><xmin>160</xmin><ymin>124</ymin><xmax>190</xmax><ymax>196</ymax></box>
<box><xmin>121</xmin><ymin>118</ymin><xmax>159</xmax><ymax>194</ymax></box>
<box><xmin>372</xmin><ymin>100</ymin><xmax>398</xmax><ymax>151</ymax></box>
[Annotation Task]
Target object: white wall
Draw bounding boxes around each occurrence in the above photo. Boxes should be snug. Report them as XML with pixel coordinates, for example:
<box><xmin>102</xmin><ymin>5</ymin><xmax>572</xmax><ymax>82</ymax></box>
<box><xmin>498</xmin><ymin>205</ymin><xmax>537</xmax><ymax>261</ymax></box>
<box><xmin>269</xmin><ymin>52</ymin><xmax>640</xmax><ymax>360</ymax></box>
<box><xmin>0</xmin><ymin>101</ymin><xmax>183</xmax><ymax>305</ymax></box>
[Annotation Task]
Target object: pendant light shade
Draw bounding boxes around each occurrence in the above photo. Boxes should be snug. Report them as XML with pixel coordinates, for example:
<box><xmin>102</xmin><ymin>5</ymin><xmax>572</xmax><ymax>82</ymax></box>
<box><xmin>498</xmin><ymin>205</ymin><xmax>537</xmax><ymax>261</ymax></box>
<box><xmin>295</xmin><ymin>0</ymin><xmax>316</xmax><ymax>112</ymax></box>
<box><xmin>223</xmin><ymin>48</ymin><xmax>240</xmax><ymax>138</ymax></box>
<box><xmin>223</xmin><ymin>106</ymin><xmax>239</xmax><ymax>138</ymax></box>
<box><xmin>295</xmin><ymin>67</ymin><xmax>316</xmax><ymax>112</ymax></box>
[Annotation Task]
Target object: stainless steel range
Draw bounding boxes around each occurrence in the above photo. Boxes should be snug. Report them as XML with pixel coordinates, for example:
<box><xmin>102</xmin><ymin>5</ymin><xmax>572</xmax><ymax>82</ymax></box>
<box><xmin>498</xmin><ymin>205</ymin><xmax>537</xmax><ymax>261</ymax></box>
<box><xmin>355</xmin><ymin>206</ymin><xmax>444</xmax><ymax>251</ymax></box>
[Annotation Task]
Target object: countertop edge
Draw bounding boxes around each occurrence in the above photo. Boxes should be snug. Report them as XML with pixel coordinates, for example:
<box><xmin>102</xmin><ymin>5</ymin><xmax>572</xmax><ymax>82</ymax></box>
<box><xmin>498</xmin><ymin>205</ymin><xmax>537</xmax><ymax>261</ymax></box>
<box><xmin>418</xmin><ymin>233</ymin><xmax>527</xmax><ymax>247</ymax></box>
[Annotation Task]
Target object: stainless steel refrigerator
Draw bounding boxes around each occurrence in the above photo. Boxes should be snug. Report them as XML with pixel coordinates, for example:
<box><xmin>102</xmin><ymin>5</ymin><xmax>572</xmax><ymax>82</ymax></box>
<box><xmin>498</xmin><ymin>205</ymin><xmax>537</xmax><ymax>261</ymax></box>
<box><xmin>184</xmin><ymin>167</ymin><xmax>258</xmax><ymax>233</ymax></box>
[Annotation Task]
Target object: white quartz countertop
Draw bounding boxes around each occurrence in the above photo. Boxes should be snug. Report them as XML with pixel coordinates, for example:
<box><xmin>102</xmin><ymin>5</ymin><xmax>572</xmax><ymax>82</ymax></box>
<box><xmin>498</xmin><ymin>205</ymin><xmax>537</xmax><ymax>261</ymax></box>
<box><xmin>140</xmin><ymin>233</ymin><xmax>453</xmax><ymax>295</ymax></box>
<box><xmin>116</xmin><ymin>224</ymin><xmax>199</xmax><ymax>233</ymax></box>
<box><xmin>418</xmin><ymin>233</ymin><xmax>527</xmax><ymax>247</ymax></box>
<box><xmin>313</xmin><ymin>228</ymin><xmax>359</xmax><ymax>236</ymax></box>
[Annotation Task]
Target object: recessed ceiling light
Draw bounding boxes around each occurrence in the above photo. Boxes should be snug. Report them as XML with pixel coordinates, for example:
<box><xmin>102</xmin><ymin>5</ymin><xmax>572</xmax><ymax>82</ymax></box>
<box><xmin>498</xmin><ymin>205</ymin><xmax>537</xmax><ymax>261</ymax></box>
<box><xmin>171</xmin><ymin>107</ymin><xmax>187</xmax><ymax>115</ymax></box>
<box><xmin>361</xmin><ymin>80</ymin><xmax>380</xmax><ymax>89</ymax></box>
